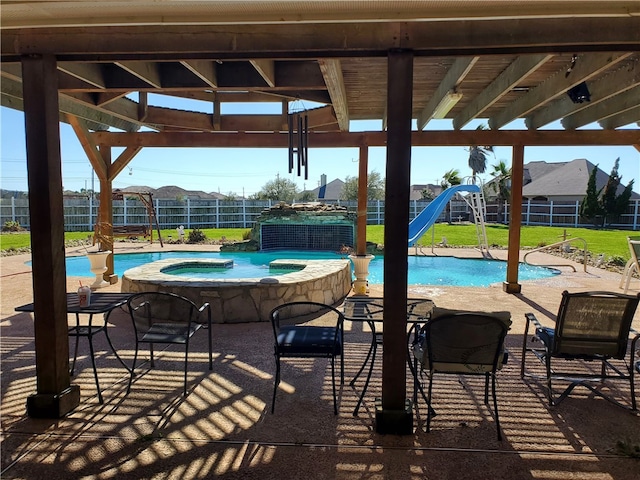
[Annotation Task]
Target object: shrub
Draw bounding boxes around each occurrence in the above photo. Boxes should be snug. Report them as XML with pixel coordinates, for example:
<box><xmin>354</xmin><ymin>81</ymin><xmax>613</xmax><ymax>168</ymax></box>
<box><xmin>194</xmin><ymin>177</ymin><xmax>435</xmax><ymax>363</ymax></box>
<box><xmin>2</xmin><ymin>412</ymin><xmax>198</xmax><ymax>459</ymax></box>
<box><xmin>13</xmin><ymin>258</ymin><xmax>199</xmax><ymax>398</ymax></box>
<box><xmin>242</xmin><ymin>229</ymin><xmax>252</xmax><ymax>240</ymax></box>
<box><xmin>187</xmin><ymin>228</ymin><xmax>206</xmax><ymax>243</ymax></box>
<box><xmin>2</xmin><ymin>221</ymin><xmax>24</xmax><ymax>232</ymax></box>
<box><xmin>608</xmin><ymin>255</ymin><xmax>626</xmax><ymax>267</ymax></box>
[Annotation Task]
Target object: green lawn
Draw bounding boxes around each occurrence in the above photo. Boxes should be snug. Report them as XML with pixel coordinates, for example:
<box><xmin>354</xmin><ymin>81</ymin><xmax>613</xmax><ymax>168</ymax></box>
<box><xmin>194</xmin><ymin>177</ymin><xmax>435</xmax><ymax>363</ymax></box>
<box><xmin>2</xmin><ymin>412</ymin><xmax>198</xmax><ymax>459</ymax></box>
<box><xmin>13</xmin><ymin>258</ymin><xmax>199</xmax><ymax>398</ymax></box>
<box><xmin>0</xmin><ymin>225</ymin><xmax>633</xmax><ymax>261</ymax></box>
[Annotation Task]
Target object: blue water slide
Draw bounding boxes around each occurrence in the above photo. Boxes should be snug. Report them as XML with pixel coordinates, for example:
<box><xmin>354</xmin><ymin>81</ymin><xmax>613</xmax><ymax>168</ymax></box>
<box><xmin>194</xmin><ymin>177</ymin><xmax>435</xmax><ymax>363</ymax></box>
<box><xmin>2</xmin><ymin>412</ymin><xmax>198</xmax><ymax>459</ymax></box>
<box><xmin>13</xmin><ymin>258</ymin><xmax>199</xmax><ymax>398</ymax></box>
<box><xmin>408</xmin><ymin>184</ymin><xmax>480</xmax><ymax>246</ymax></box>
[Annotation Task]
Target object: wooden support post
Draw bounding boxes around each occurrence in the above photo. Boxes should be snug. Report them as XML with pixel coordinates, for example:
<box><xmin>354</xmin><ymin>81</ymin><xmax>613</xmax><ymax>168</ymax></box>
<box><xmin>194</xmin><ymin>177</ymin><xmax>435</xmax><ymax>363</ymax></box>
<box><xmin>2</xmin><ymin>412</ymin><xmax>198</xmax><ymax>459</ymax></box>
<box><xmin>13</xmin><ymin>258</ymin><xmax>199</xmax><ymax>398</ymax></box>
<box><xmin>379</xmin><ymin>49</ymin><xmax>413</xmax><ymax>435</ymax></box>
<box><xmin>504</xmin><ymin>144</ymin><xmax>524</xmax><ymax>294</ymax></box>
<box><xmin>356</xmin><ymin>145</ymin><xmax>368</xmax><ymax>255</ymax></box>
<box><xmin>98</xmin><ymin>145</ymin><xmax>116</xmax><ymax>284</ymax></box>
<box><xmin>22</xmin><ymin>54</ymin><xmax>80</xmax><ymax>417</ymax></box>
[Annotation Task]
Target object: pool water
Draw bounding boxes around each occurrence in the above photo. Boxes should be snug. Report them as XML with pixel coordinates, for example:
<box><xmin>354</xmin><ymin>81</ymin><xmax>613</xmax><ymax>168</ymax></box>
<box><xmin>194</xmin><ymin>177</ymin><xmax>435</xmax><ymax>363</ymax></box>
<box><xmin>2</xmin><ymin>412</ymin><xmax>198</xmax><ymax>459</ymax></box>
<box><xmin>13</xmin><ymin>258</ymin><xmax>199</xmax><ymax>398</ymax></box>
<box><xmin>58</xmin><ymin>250</ymin><xmax>559</xmax><ymax>287</ymax></box>
<box><xmin>163</xmin><ymin>263</ymin><xmax>299</xmax><ymax>279</ymax></box>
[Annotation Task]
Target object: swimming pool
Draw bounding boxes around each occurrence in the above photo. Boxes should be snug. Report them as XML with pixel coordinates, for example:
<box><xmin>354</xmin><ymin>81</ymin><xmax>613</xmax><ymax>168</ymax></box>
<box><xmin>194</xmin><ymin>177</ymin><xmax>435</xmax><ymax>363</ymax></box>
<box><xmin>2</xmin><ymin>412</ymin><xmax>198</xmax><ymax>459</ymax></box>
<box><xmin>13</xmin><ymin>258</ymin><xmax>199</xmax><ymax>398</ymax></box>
<box><xmin>60</xmin><ymin>250</ymin><xmax>558</xmax><ymax>287</ymax></box>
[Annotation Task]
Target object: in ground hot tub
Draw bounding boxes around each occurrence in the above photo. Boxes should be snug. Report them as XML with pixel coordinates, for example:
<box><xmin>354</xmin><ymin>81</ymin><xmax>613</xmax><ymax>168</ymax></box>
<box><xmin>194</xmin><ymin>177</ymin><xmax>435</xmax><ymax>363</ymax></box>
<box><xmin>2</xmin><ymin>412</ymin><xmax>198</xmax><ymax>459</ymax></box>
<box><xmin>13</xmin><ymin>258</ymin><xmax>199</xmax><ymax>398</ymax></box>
<box><xmin>121</xmin><ymin>258</ymin><xmax>352</xmax><ymax>323</ymax></box>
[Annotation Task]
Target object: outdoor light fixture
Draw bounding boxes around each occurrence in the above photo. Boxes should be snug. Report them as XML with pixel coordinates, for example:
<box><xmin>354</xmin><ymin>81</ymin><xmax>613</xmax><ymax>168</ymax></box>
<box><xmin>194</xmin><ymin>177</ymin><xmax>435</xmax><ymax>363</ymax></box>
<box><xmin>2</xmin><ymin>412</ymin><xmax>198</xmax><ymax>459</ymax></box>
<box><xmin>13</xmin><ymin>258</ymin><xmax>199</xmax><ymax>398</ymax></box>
<box><xmin>432</xmin><ymin>90</ymin><xmax>463</xmax><ymax>119</ymax></box>
<box><xmin>567</xmin><ymin>82</ymin><xmax>591</xmax><ymax>104</ymax></box>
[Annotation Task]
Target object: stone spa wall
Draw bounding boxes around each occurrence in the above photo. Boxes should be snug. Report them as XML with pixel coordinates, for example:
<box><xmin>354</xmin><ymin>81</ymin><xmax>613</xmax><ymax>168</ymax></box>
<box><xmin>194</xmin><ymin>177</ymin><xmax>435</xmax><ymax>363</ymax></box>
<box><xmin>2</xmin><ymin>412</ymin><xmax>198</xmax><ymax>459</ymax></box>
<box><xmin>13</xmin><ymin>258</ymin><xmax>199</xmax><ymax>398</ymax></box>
<box><xmin>121</xmin><ymin>258</ymin><xmax>352</xmax><ymax>323</ymax></box>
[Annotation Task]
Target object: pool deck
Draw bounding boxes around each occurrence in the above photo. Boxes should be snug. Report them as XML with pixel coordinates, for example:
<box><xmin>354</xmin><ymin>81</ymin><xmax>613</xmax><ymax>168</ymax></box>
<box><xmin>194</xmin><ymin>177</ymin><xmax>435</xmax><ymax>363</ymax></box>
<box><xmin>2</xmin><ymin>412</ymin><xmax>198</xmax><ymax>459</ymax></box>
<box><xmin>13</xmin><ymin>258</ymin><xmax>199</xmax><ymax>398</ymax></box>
<box><xmin>2</xmin><ymin>241</ymin><xmax>639</xmax><ymax>479</ymax></box>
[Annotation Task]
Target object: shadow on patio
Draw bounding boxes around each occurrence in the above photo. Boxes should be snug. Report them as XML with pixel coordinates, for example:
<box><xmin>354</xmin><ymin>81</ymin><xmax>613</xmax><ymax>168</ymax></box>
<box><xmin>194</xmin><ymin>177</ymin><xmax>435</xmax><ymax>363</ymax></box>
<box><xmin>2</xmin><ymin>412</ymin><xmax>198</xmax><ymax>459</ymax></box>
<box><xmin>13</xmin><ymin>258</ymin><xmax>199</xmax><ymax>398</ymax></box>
<box><xmin>2</xmin><ymin>296</ymin><xmax>639</xmax><ymax>480</ymax></box>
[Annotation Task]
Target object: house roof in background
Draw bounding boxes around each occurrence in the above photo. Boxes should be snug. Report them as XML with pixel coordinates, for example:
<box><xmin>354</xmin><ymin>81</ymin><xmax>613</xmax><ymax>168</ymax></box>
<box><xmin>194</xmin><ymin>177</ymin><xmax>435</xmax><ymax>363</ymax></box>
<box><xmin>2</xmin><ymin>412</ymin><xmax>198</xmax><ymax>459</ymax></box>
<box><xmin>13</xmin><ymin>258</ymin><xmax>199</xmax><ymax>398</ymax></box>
<box><xmin>522</xmin><ymin>159</ymin><xmax>640</xmax><ymax>199</ymax></box>
<box><xmin>409</xmin><ymin>184</ymin><xmax>443</xmax><ymax>201</ymax></box>
<box><xmin>307</xmin><ymin>178</ymin><xmax>345</xmax><ymax>200</ymax></box>
<box><xmin>119</xmin><ymin>185</ymin><xmax>226</xmax><ymax>200</ymax></box>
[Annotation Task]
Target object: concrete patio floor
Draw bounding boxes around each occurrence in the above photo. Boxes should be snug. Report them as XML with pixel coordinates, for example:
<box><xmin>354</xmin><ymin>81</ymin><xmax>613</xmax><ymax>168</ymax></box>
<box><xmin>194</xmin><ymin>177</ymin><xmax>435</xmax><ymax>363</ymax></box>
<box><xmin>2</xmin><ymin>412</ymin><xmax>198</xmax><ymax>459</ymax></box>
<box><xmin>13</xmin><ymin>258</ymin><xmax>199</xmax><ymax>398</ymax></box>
<box><xmin>1</xmin><ymin>242</ymin><xmax>639</xmax><ymax>479</ymax></box>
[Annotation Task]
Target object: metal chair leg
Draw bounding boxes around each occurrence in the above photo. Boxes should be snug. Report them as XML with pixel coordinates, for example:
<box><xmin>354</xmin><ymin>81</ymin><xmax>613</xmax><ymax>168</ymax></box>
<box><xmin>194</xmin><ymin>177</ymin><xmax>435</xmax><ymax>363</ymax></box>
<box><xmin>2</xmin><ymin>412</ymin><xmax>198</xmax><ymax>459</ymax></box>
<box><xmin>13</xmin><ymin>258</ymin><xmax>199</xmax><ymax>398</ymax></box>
<box><xmin>127</xmin><ymin>343</ymin><xmax>139</xmax><ymax>394</ymax></box>
<box><xmin>331</xmin><ymin>356</ymin><xmax>338</xmax><ymax>415</ymax></box>
<box><xmin>183</xmin><ymin>341</ymin><xmax>190</xmax><ymax>396</ymax></box>
<box><xmin>70</xmin><ymin>332</ymin><xmax>80</xmax><ymax>376</ymax></box>
<box><xmin>491</xmin><ymin>374</ymin><xmax>502</xmax><ymax>441</ymax></box>
<box><xmin>271</xmin><ymin>355</ymin><xmax>281</xmax><ymax>413</ymax></box>
<box><xmin>86</xmin><ymin>330</ymin><xmax>103</xmax><ymax>404</ymax></box>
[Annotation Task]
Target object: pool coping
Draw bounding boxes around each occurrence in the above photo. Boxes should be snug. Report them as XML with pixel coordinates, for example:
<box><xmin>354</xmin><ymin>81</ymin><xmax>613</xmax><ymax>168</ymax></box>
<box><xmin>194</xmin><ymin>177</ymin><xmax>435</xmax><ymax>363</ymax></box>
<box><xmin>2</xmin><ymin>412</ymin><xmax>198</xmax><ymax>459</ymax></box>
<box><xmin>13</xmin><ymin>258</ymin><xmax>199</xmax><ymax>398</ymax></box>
<box><xmin>120</xmin><ymin>257</ymin><xmax>353</xmax><ymax>322</ymax></box>
<box><xmin>122</xmin><ymin>258</ymin><xmax>347</xmax><ymax>286</ymax></box>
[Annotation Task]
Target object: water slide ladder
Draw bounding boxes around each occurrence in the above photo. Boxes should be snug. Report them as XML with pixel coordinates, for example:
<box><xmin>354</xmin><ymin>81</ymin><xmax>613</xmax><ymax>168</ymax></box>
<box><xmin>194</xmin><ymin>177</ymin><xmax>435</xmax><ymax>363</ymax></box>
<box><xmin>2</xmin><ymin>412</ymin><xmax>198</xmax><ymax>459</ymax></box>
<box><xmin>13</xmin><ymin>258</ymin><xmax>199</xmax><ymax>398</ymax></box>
<box><xmin>463</xmin><ymin>179</ymin><xmax>490</xmax><ymax>256</ymax></box>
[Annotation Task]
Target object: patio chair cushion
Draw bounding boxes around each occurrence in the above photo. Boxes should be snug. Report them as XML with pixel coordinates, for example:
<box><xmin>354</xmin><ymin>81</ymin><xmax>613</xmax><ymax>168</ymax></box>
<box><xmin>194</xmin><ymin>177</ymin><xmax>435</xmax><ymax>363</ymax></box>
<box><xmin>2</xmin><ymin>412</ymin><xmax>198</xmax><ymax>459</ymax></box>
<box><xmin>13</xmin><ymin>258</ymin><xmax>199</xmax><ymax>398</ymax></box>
<box><xmin>277</xmin><ymin>325</ymin><xmax>342</xmax><ymax>356</ymax></box>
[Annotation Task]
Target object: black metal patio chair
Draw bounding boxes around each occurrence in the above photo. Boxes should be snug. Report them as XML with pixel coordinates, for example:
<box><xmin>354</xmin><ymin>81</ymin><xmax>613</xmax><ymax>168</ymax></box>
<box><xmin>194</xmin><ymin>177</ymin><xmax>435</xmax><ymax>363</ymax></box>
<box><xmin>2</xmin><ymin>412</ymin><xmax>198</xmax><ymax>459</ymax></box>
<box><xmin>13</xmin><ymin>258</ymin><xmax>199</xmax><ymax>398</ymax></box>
<box><xmin>270</xmin><ymin>301</ymin><xmax>344</xmax><ymax>414</ymax></box>
<box><xmin>126</xmin><ymin>291</ymin><xmax>213</xmax><ymax>396</ymax></box>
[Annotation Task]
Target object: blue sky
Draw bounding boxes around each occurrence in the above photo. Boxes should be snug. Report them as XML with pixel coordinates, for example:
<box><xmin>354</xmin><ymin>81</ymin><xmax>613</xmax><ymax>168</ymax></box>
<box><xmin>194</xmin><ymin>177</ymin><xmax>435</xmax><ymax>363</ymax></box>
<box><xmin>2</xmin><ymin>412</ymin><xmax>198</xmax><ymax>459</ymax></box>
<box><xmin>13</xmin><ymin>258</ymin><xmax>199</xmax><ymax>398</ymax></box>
<box><xmin>1</xmin><ymin>102</ymin><xmax>638</xmax><ymax>198</ymax></box>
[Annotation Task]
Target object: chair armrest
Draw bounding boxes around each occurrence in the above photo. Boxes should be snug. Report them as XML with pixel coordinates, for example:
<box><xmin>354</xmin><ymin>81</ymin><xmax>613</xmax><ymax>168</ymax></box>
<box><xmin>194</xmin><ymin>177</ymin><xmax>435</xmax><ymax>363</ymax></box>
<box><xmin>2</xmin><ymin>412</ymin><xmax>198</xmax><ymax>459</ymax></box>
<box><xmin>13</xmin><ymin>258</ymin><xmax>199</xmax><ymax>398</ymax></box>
<box><xmin>630</xmin><ymin>327</ymin><xmax>639</xmax><ymax>363</ymax></box>
<box><xmin>525</xmin><ymin>312</ymin><xmax>544</xmax><ymax>330</ymax></box>
<box><xmin>131</xmin><ymin>300</ymin><xmax>150</xmax><ymax>313</ymax></box>
<box><xmin>198</xmin><ymin>302</ymin><xmax>212</xmax><ymax>328</ymax></box>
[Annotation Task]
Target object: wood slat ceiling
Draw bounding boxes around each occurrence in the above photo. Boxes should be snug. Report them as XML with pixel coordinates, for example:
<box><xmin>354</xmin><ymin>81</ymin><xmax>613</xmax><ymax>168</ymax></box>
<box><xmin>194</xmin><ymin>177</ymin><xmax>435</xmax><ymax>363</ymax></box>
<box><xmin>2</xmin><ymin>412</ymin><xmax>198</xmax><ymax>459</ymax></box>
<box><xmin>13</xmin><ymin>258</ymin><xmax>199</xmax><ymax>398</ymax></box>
<box><xmin>1</xmin><ymin>2</ymin><xmax>639</xmax><ymax>137</ymax></box>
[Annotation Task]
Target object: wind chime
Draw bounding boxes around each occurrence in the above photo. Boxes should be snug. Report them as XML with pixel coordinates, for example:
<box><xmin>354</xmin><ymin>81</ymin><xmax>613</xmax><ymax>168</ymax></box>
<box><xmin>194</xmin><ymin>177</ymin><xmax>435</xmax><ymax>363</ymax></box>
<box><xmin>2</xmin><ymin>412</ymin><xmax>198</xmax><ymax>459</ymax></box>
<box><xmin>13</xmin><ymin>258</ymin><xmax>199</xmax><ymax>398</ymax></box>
<box><xmin>288</xmin><ymin>103</ymin><xmax>309</xmax><ymax>180</ymax></box>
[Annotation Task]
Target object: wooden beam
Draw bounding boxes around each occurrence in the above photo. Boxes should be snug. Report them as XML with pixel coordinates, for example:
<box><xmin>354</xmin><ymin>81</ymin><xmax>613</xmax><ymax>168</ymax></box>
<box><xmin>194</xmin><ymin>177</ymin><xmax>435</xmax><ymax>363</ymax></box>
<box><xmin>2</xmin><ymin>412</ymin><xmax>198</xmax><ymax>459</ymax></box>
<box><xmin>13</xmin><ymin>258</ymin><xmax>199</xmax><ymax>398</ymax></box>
<box><xmin>1</xmin><ymin>75</ymin><xmax>141</xmax><ymax>131</ymax></box>
<box><xmin>490</xmin><ymin>53</ymin><xmax>631</xmax><ymax>129</ymax></box>
<box><xmin>527</xmin><ymin>58</ymin><xmax>640</xmax><ymax>129</ymax></box>
<box><xmin>180</xmin><ymin>60</ymin><xmax>218</xmax><ymax>88</ymax></box>
<box><xmin>504</xmin><ymin>144</ymin><xmax>524</xmax><ymax>294</ymax></box>
<box><xmin>22</xmin><ymin>53</ymin><xmax>79</xmax><ymax>418</ymax></box>
<box><xmin>138</xmin><ymin>91</ymin><xmax>148</xmax><ymax>122</ymax></box>
<box><xmin>61</xmin><ymin>93</ymin><xmax>140</xmax><ymax>132</ymax></box>
<box><xmin>4</xmin><ymin>2</ymin><xmax>640</xmax><ymax>29</ymax></box>
<box><xmin>115</xmin><ymin>61</ymin><xmax>162</xmax><ymax>88</ymax></box>
<box><xmin>357</xmin><ymin>145</ymin><xmax>368</xmax><ymax>256</ymax></box>
<box><xmin>599</xmin><ymin>105</ymin><xmax>640</xmax><ymax>130</ymax></box>
<box><xmin>91</xmin><ymin>129</ymin><xmax>640</xmax><ymax>148</ymax></box>
<box><xmin>3</xmin><ymin>18</ymin><xmax>640</xmax><ymax>60</ymax></box>
<box><xmin>213</xmin><ymin>95</ymin><xmax>221</xmax><ymax>131</ymax></box>
<box><xmin>1</xmin><ymin>90</ymin><xmax>107</xmax><ymax>131</ymax></box>
<box><xmin>250</xmin><ymin>59</ymin><xmax>275</xmax><ymax>87</ymax></box>
<box><xmin>562</xmin><ymin>85</ymin><xmax>640</xmax><ymax>129</ymax></box>
<box><xmin>97</xmin><ymin>146</ymin><xmax>114</xmax><ymax>280</ymax></box>
<box><xmin>57</xmin><ymin>61</ymin><xmax>105</xmax><ymax>88</ymax></box>
<box><xmin>67</xmin><ymin>114</ymin><xmax>107</xmax><ymax>179</ymax></box>
<box><xmin>0</xmin><ymin>62</ymin><xmax>21</xmax><ymax>80</ymax></box>
<box><xmin>304</xmin><ymin>105</ymin><xmax>338</xmax><ymax>128</ymax></box>
<box><xmin>95</xmin><ymin>91</ymin><xmax>129</xmax><ymax>107</ymax></box>
<box><xmin>417</xmin><ymin>57</ymin><xmax>477</xmax><ymax>130</ymax></box>
<box><xmin>318</xmin><ymin>59</ymin><xmax>349</xmax><ymax>131</ymax></box>
<box><xmin>109</xmin><ymin>146</ymin><xmax>142</xmax><ymax>180</ymax></box>
<box><xmin>453</xmin><ymin>54</ymin><xmax>553</xmax><ymax>130</ymax></box>
<box><xmin>380</xmin><ymin>49</ymin><xmax>413</xmax><ymax>433</ymax></box>
<box><xmin>160</xmin><ymin>90</ymin><xmax>283</xmax><ymax>103</ymax></box>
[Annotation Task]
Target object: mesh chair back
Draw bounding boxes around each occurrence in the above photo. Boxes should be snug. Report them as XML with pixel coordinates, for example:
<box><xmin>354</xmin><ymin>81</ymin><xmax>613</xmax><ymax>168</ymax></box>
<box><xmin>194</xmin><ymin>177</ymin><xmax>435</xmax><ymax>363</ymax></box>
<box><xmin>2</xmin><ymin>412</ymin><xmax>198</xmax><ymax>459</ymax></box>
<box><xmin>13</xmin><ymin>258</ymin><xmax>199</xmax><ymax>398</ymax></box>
<box><xmin>629</xmin><ymin>237</ymin><xmax>640</xmax><ymax>265</ymax></box>
<box><xmin>554</xmin><ymin>291</ymin><xmax>639</xmax><ymax>358</ymax></box>
<box><xmin>424</xmin><ymin>313</ymin><xmax>509</xmax><ymax>374</ymax></box>
<box><xmin>128</xmin><ymin>292</ymin><xmax>196</xmax><ymax>337</ymax></box>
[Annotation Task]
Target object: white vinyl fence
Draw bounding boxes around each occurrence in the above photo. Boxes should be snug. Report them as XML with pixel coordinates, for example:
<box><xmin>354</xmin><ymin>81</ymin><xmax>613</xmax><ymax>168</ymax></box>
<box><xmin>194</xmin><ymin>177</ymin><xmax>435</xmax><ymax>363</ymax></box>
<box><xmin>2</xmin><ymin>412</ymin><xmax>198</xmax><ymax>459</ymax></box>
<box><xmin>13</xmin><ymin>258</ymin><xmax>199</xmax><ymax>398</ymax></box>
<box><xmin>1</xmin><ymin>197</ymin><xmax>639</xmax><ymax>231</ymax></box>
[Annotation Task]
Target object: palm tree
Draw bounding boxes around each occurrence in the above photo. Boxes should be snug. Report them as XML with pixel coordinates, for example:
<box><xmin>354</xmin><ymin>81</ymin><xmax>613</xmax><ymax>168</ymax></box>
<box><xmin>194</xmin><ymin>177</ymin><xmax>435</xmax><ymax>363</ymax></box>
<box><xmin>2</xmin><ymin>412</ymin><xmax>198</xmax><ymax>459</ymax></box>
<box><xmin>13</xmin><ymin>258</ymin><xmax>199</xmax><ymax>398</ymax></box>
<box><xmin>467</xmin><ymin>124</ymin><xmax>494</xmax><ymax>182</ymax></box>
<box><xmin>440</xmin><ymin>169</ymin><xmax>462</xmax><ymax>221</ymax></box>
<box><xmin>489</xmin><ymin>160</ymin><xmax>511</xmax><ymax>224</ymax></box>
<box><xmin>441</xmin><ymin>169</ymin><xmax>462</xmax><ymax>189</ymax></box>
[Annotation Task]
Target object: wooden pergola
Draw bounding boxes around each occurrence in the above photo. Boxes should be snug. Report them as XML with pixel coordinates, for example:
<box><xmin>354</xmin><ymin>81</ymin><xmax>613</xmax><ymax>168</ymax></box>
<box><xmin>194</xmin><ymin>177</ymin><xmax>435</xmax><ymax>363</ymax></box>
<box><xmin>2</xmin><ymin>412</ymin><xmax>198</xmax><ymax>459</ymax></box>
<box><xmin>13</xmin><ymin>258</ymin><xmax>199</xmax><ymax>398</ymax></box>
<box><xmin>2</xmin><ymin>1</ymin><xmax>639</xmax><ymax>431</ymax></box>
